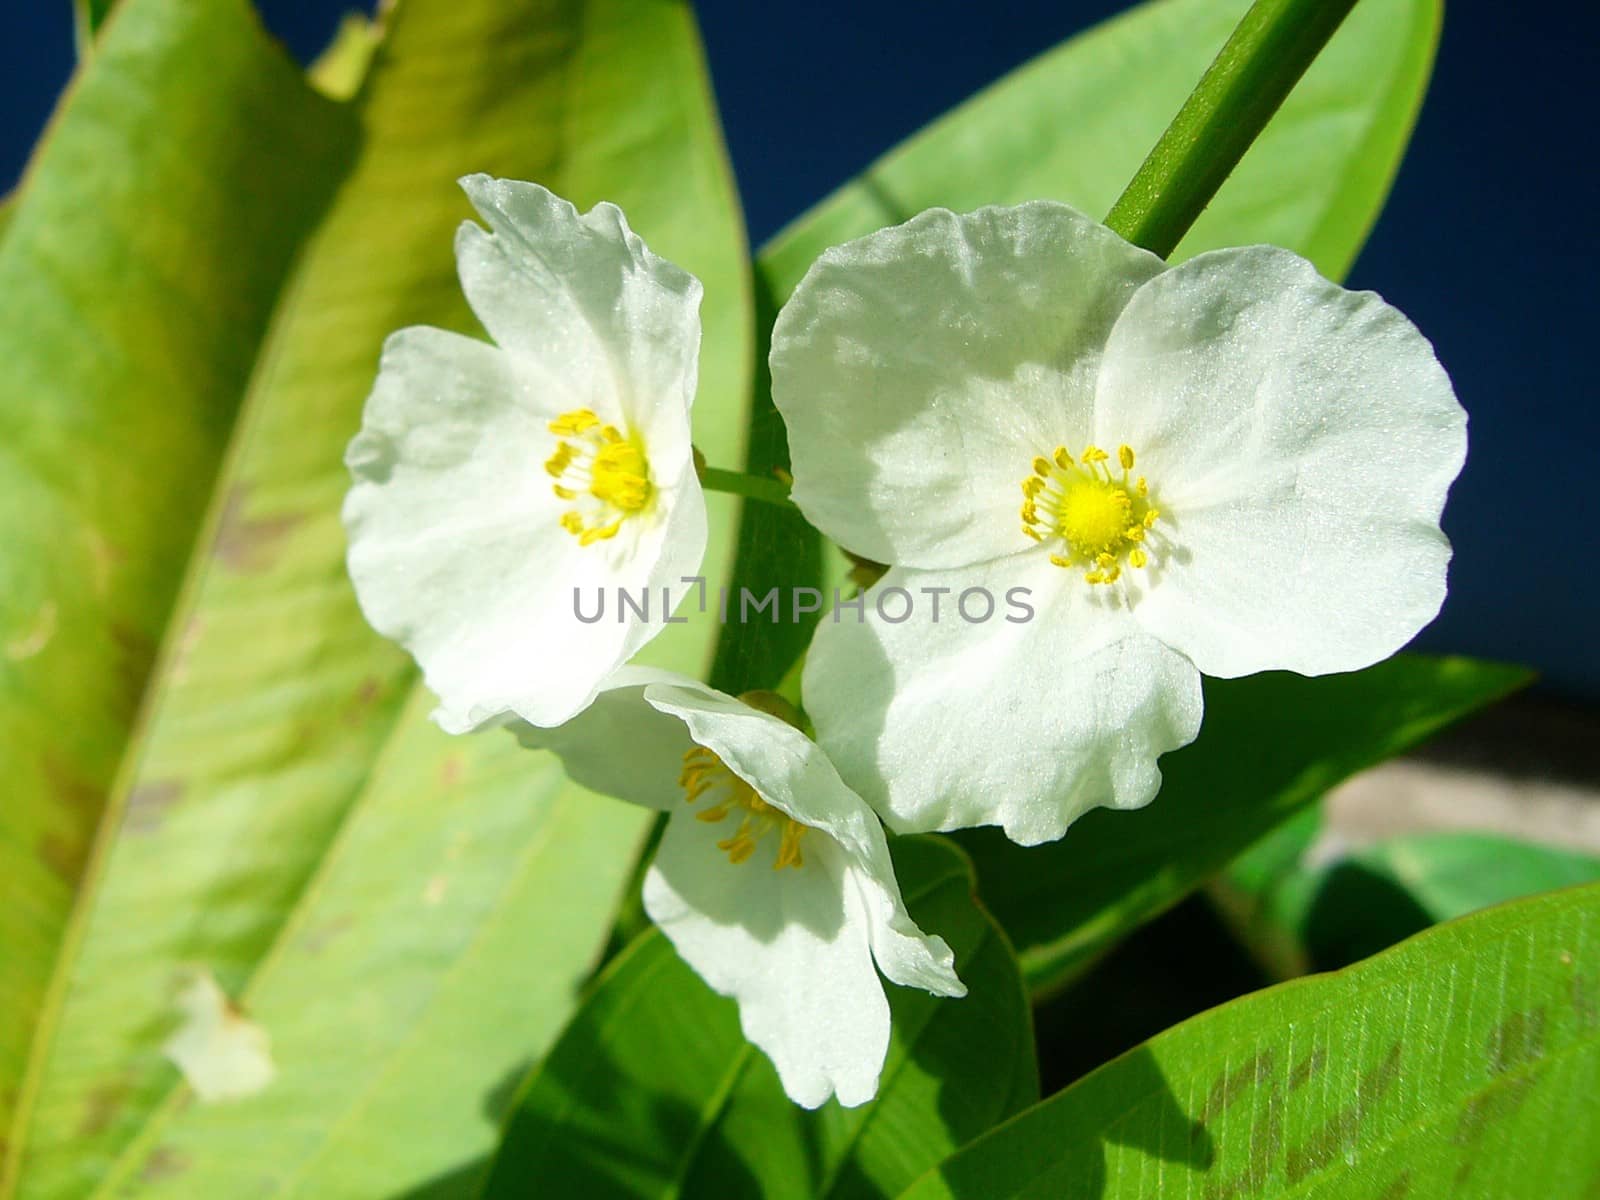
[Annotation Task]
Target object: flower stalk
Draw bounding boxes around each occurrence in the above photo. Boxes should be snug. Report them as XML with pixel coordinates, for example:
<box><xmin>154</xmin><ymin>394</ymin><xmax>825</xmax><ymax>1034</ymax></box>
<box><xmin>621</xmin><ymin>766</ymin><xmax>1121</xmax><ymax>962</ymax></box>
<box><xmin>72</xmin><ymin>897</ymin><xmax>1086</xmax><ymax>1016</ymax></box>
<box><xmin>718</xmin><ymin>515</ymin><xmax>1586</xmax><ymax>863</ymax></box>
<box><xmin>1104</xmin><ymin>0</ymin><xmax>1360</xmax><ymax>258</ymax></box>
<box><xmin>697</xmin><ymin>463</ymin><xmax>799</xmax><ymax>511</ymax></box>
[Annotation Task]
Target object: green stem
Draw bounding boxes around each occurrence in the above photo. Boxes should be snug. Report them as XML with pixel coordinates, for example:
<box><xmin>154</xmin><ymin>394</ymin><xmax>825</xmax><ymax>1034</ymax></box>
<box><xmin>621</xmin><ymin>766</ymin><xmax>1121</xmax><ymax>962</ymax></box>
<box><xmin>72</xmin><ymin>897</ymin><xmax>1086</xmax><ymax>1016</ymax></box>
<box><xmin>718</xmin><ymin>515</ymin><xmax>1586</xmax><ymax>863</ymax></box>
<box><xmin>1104</xmin><ymin>0</ymin><xmax>1359</xmax><ymax>257</ymax></box>
<box><xmin>698</xmin><ymin>465</ymin><xmax>797</xmax><ymax>511</ymax></box>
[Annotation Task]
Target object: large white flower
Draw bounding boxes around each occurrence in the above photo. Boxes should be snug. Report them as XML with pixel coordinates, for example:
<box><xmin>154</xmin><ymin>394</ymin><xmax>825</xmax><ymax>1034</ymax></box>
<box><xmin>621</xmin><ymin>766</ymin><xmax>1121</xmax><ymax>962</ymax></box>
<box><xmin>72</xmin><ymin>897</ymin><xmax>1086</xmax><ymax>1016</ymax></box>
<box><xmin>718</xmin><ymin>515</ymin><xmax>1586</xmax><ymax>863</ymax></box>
<box><xmin>343</xmin><ymin>175</ymin><xmax>707</xmax><ymax>732</ymax></box>
<box><xmin>770</xmin><ymin>202</ymin><xmax>1466</xmax><ymax>846</ymax></box>
<box><xmin>512</xmin><ymin>670</ymin><xmax>965</xmax><ymax>1109</ymax></box>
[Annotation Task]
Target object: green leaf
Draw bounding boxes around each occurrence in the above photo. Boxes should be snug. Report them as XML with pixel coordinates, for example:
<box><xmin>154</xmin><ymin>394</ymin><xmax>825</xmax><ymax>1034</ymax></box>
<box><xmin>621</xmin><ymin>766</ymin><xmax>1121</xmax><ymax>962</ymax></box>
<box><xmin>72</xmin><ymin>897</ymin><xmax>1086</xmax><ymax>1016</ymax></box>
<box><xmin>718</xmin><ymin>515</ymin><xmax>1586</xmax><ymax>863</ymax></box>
<box><xmin>73</xmin><ymin>0</ymin><xmax>120</xmax><ymax>53</ymax></box>
<box><xmin>484</xmin><ymin>837</ymin><xmax>1038</xmax><ymax>1200</ymax></box>
<box><xmin>1</xmin><ymin>0</ymin><xmax>356</xmax><ymax>1171</ymax></box>
<box><xmin>712</xmin><ymin>0</ymin><xmax>1441</xmax><ymax>695</ymax></box>
<box><xmin>956</xmin><ymin>657</ymin><xmax>1530</xmax><ymax>997</ymax></box>
<box><xmin>2</xmin><ymin>0</ymin><xmax>750</xmax><ymax>1196</ymax></box>
<box><xmin>1217</xmin><ymin>829</ymin><xmax>1600</xmax><ymax>977</ymax></box>
<box><xmin>900</xmin><ymin>881</ymin><xmax>1600</xmax><ymax>1199</ymax></box>
<box><xmin>761</xmin><ymin>0</ymin><xmax>1438</xmax><ymax>294</ymax></box>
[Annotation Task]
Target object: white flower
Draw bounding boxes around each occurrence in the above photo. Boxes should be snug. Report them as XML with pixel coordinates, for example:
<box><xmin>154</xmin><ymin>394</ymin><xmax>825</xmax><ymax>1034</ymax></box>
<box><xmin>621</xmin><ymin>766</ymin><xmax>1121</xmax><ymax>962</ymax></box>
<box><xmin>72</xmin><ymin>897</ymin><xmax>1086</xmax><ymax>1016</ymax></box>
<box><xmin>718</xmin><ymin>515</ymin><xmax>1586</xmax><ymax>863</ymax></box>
<box><xmin>770</xmin><ymin>202</ymin><xmax>1465</xmax><ymax>846</ymax></box>
<box><xmin>343</xmin><ymin>175</ymin><xmax>707</xmax><ymax>732</ymax></box>
<box><xmin>512</xmin><ymin>669</ymin><xmax>966</xmax><ymax>1108</ymax></box>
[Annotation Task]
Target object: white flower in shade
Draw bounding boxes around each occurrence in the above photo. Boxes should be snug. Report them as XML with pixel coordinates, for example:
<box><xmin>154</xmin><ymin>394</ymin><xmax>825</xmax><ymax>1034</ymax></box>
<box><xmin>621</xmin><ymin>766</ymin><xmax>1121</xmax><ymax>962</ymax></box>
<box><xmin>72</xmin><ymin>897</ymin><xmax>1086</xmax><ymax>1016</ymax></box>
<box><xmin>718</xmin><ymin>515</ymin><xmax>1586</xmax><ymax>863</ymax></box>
<box><xmin>511</xmin><ymin>669</ymin><xmax>966</xmax><ymax>1108</ymax></box>
<box><xmin>343</xmin><ymin>175</ymin><xmax>707</xmax><ymax>732</ymax></box>
<box><xmin>770</xmin><ymin>202</ymin><xmax>1466</xmax><ymax>846</ymax></box>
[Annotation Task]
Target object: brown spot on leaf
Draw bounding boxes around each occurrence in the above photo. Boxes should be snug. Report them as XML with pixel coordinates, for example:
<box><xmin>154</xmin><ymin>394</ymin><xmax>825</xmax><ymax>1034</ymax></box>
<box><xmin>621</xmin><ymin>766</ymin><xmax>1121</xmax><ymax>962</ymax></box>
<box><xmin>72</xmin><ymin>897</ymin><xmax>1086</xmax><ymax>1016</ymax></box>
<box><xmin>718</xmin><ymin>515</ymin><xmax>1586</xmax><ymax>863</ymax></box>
<box><xmin>125</xmin><ymin>780</ymin><xmax>185</xmax><ymax>835</ymax></box>
<box><xmin>341</xmin><ymin>676</ymin><xmax>387</xmax><ymax>727</ymax></box>
<box><xmin>37</xmin><ymin>831</ymin><xmax>87</xmax><ymax>884</ymax></box>
<box><xmin>1379</xmin><ymin>1171</ymin><xmax>1412</xmax><ymax>1200</ymax></box>
<box><xmin>77</xmin><ymin>1079</ymin><xmax>131</xmax><ymax>1137</ymax></box>
<box><xmin>438</xmin><ymin>754</ymin><xmax>465</xmax><ymax>789</ymax></box>
<box><xmin>1201</xmin><ymin>1049</ymin><xmax>1278</xmax><ymax>1124</ymax></box>
<box><xmin>1288</xmin><ymin>1046</ymin><xmax>1326</xmax><ymax>1092</ymax></box>
<box><xmin>1285</xmin><ymin>1041</ymin><xmax>1402</xmax><ymax>1184</ymax></box>
<box><xmin>140</xmin><ymin>1146</ymin><xmax>190</xmax><ymax>1183</ymax></box>
<box><xmin>1573</xmin><ymin>975</ymin><xmax>1598</xmax><ymax>1031</ymax></box>
<box><xmin>1487</xmin><ymin>1009</ymin><xmax>1546</xmax><ymax>1075</ymax></box>
<box><xmin>213</xmin><ymin>486</ymin><xmax>304</xmax><ymax>573</ymax></box>
<box><xmin>1454</xmin><ymin>1074</ymin><xmax>1535</xmax><ymax>1149</ymax></box>
<box><xmin>108</xmin><ymin>620</ymin><xmax>156</xmax><ymax>715</ymax></box>
<box><xmin>299</xmin><ymin>914</ymin><xmax>354</xmax><ymax>955</ymax></box>
<box><xmin>42</xmin><ymin>753</ymin><xmax>104</xmax><ymax>819</ymax></box>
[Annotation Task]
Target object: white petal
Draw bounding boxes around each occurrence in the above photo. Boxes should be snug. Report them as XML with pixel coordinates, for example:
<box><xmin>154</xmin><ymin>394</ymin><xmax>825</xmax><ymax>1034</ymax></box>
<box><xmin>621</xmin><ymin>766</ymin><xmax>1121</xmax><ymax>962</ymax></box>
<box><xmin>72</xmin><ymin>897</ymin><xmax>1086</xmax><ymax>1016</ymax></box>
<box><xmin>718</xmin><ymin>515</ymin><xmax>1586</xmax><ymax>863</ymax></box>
<box><xmin>643</xmin><ymin>814</ymin><xmax>890</xmax><ymax>1108</ymax></box>
<box><xmin>455</xmin><ymin>174</ymin><xmax>702</xmax><ymax>475</ymax></box>
<box><xmin>804</xmin><ymin>555</ymin><xmax>1204</xmax><ymax>846</ymax></box>
<box><xmin>644</xmin><ymin>683</ymin><xmax>964</xmax><ymax>998</ymax></box>
<box><xmin>770</xmin><ymin>202</ymin><xmax>1165</xmax><ymax>569</ymax></box>
<box><xmin>1095</xmin><ymin>246</ymin><xmax>1466</xmax><ymax>677</ymax></box>
<box><xmin>343</xmin><ymin>327</ymin><xmax>691</xmax><ymax>731</ymax></box>
<box><xmin>504</xmin><ymin>667</ymin><xmax>702</xmax><ymax>811</ymax></box>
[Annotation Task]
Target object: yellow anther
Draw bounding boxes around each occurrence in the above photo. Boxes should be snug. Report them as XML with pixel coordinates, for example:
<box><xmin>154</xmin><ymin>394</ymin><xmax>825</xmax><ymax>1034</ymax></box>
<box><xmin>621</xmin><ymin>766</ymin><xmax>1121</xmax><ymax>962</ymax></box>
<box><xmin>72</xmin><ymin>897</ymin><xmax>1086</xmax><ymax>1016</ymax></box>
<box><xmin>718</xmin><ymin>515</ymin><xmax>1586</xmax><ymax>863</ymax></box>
<box><xmin>1022</xmin><ymin>440</ymin><xmax>1163</xmax><ymax>585</ymax></box>
<box><xmin>679</xmin><ymin>745</ymin><xmax>810</xmax><ymax>870</ymax></box>
<box><xmin>548</xmin><ymin>409</ymin><xmax>601</xmax><ymax>436</ymax></box>
<box><xmin>547</xmin><ymin>407</ymin><xmax>654</xmax><ymax>543</ymax></box>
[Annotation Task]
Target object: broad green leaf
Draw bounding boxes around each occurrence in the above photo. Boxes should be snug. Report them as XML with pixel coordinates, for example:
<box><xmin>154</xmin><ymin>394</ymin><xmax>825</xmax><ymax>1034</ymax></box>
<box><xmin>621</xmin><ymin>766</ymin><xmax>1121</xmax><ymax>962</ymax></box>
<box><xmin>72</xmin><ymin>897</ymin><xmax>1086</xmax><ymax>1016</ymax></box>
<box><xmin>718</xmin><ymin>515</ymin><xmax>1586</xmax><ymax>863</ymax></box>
<box><xmin>712</xmin><ymin>0</ymin><xmax>1441</xmax><ymax>694</ymax></box>
<box><xmin>306</xmin><ymin>13</ymin><xmax>382</xmax><ymax>102</ymax></box>
<box><xmin>3</xmin><ymin>0</ymin><xmax>751</xmax><ymax>1196</ymax></box>
<box><xmin>900</xmin><ymin>881</ymin><xmax>1600</xmax><ymax>1200</ymax></box>
<box><xmin>0</xmin><ymin>0</ymin><xmax>356</xmax><ymax>1171</ymax></box>
<box><xmin>955</xmin><ymin>657</ymin><xmax>1530</xmax><ymax>996</ymax></box>
<box><xmin>73</xmin><ymin>0</ymin><xmax>120</xmax><ymax>52</ymax></box>
<box><xmin>1217</xmin><ymin>829</ymin><xmax>1600</xmax><ymax>977</ymax></box>
<box><xmin>760</xmin><ymin>0</ymin><xmax>1438</xmax><ymax>296</ymax></box>
<box><xmin>484</xmin><ymin>837</ymin><xmax>1038</xmax><ymax>1200</ymax></box>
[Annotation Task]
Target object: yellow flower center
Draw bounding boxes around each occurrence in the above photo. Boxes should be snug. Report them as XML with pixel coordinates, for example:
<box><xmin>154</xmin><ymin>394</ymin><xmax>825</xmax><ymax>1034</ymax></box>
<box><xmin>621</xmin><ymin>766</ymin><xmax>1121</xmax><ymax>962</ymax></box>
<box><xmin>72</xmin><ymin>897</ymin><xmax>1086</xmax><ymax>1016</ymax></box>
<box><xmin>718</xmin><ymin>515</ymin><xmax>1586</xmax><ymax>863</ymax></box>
<box><xmin>545</xmin><ymin>408</ymin><xmax>653</xmax><ymax>545</ymax></box>
<box><xmin>679</xmin><ymin>745</ymin><xmax>808</xmax><ymax>870</ymax></box>
<box><xmin>1020</xmin><ymin>443</ymin><xmax>1162</xmax><ymax>585</ymax></box>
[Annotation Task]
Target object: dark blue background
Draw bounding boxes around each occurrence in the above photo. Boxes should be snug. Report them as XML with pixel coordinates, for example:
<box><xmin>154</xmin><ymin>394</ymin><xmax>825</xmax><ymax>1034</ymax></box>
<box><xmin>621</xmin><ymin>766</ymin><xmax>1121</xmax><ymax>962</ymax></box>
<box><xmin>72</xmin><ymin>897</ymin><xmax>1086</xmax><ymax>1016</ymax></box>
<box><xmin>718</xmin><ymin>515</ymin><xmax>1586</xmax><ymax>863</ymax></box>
<box><xmin>5</xmin><ymin>2</ymin><xmax>1596</xmax><ymax>696</ymax></box>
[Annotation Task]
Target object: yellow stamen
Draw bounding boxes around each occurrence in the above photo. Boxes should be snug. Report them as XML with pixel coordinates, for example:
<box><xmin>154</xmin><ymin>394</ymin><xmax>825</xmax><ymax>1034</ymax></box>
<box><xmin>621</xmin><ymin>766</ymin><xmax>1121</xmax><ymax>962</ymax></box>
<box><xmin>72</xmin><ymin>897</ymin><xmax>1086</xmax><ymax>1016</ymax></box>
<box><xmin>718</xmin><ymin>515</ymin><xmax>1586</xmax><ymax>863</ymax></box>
<box><xmin>546</xmin><ymin>407</ymin><xmax>655</xmax><ymax>543</ymax></box>
<box><xmin>679</xmin><ymin>745</ymin><xmax>809</xmax><ymax>870</ymax></box>
<box><xmin>1018</xmin><ymin>440</ymin><xmax>1164</xmax><ymax>586</ymax></box>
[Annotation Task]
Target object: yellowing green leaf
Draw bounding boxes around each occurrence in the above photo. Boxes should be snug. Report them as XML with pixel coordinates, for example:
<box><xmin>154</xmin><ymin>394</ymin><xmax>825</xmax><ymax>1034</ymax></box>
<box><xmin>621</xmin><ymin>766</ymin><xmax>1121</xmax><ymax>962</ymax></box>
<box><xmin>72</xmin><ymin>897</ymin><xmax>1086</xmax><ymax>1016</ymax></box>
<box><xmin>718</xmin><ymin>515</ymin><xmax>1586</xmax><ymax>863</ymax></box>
<box><xmin>900</xmin><ymin>882</ymin><xmax>1600</xmax><ymax>1199</ymax></box>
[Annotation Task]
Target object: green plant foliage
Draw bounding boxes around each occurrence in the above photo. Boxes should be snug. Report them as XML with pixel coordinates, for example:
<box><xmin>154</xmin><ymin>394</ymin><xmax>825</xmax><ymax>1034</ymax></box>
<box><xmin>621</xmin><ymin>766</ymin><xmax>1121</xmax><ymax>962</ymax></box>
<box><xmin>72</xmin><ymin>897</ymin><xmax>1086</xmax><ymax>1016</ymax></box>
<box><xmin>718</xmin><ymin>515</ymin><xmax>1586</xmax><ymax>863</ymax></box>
<box><xmin>483</xmin><ymin>838</ymin><xmax>1038</xmax><ymax>1200</ymax></box>
<box><xmin>1218</xmin><ymin>827</ymin><xmax>1600</xmax><ymax>977</ymax></box>
<box><xmin>958</xmin><ymin>657</ymin><xmax>1530</xmax><ymax>997</ymax></box>
<box><xmin>0</xmin><ymin>0</ymin><xmax>750</xmax><ymax>1196</ymax></box>
<box><xmin>0</xmin><ymin>0</ymin><xmax>355</xmax><ymax>1165</ymax></box>
<box><xmin>713</xmin><ymin>0</ymin><xmax>1441</xmax><ymax>693</ymax></box>
<box><xmin>73</xmin><ymin>0</ymin><xmax>120</xmax><ymax>52</ymax></box>
<box><xmin>900</xmin><ymin>881</ymin><xmax>1600</xmax><ymax>1199</ymax></box>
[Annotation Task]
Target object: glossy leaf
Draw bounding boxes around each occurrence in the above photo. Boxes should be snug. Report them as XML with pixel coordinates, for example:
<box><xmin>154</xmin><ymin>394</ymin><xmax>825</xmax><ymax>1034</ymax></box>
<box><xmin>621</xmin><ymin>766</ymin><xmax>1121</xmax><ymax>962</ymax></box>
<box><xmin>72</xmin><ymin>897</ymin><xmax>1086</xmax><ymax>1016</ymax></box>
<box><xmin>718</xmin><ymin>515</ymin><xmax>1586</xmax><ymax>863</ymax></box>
<box><xmin>1217</xmin><ymin>828</ymin><xmax>1600</xmax><ymax>977</ymax></box>
<box><xmin>760</xmin><ymin>0</ymin><xmax>1439</xmax><ymax>296</ymax></box>
<box><xmin>484</xmin><ymin>837</ymin><xmax>1038</xmax><ymax>1200</ymax></box>
<box><xmin>955</xmin><ymin>657</ymin><xmax>1530</xmax><ymax>996</ymax></box>
<box><xmin>0</xmin><ymin>0</ymin><xmax>355</xmax><ymax>1168</ymax></box>
<box><xmin>2</xmin><ymin>0</ymin><xmax>750</xmax><ymax>1196</ymax></box>
<box><xmin>900</xmin><ymin>881</ymin><xmax>1600</xmax><ymax>1199</ymax></box>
